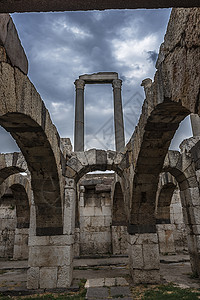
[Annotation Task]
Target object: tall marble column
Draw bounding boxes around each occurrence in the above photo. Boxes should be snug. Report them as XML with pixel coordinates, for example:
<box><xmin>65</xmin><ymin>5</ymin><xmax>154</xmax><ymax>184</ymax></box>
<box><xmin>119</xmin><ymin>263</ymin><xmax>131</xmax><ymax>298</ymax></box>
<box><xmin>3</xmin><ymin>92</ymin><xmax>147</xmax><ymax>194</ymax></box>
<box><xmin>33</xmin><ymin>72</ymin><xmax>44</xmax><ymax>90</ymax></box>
<box><xmin>112</xmin><ymin>79</ymin><xmax>125</xmax><ymax>152</ymax></box>
<box><xmin>190</xmin><ymin>113</ymin><xmax>200</xmax><ymax>136</ymax></box>
<box><xmin>74</xmin><ymin>79</ymin><xmax>85</xmax><ymax>152</ymax></box>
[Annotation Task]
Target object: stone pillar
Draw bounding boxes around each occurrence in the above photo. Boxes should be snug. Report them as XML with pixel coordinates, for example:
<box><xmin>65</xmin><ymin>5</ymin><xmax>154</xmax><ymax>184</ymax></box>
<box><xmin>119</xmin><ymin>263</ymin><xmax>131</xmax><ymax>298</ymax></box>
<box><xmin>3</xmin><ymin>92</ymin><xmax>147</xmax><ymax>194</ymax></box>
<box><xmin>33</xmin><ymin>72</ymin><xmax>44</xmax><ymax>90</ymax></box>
<box><xmin>27</xmin><ymin>179</ymin><xmax>75</xmax><ymax>289</ymax></box>
<box><xmin>128</xmin><ymin>232</ymin><xmax>160</xmax><ymax>284</ymax></box>
<box><xmin>190</xmin><ymin>114</ymin><xmax>200</xmax><ymax>136</ymax></box>
<box><xmin>112</xmin><ymin>79</ymin><xmax>125</xmax><ymax>152</ymax></box>
<box><xmin>74</xmin><ymin>79</ymin><xmax>85</xmax><ymax>152</ymax></box>
<box><xmin>13</xmin><ymin>228</ymin><xmax>29</xmax><ymax>260</ymax></box>
<box><xmin>27</xmin><ymin>235</ymin><xmax>74</xmax><ymax>289</ymax></box>
<box><xmin>156</xmin><ymin>224</ymin><xmax>175</xmax><ymax>254</ymax></box>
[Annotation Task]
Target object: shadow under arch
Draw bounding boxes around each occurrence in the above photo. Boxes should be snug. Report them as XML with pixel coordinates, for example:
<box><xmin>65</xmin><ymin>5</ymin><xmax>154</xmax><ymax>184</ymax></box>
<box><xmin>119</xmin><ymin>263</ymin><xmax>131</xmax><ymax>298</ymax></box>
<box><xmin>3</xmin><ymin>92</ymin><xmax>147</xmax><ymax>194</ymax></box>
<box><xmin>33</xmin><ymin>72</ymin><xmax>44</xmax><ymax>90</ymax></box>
<box><xmin>0</xmin><ymin>112</ymin><xmax>62</xmax><ymax>236</ymax></box>
<box><xmin>112</xmin><ymin>181</ymin><xmax>126</xmax><ymax>226</ymax></box>
<box><xmin>163</xmin><ymin>150</ymin><xmax>200</xmax><ymax>275</ymax></box>
<box><xmin>156</xmin><ymin>173</ymin><xmax>177</xmax><ymax>224</ymax></box>
<box><xmin>129</xmin><ymin>100</ymin><xmax>190</xmax><ymax>232</ymax></box>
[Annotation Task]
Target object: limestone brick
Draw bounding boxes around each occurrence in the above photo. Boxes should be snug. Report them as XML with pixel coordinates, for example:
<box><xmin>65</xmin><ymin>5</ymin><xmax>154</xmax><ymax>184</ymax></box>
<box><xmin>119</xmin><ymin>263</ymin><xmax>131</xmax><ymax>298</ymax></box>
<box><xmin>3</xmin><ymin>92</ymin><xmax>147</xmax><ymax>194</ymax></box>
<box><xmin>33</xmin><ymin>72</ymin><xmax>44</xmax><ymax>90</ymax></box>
<box><xmin>57</xmin><ymin>265</ymin><xmax>73</xmax><ymax>288</ymax></box>
<box><xmin>40</xmin><ymin>267</ymin><xmax>57</xmax><ymax>289</ymax></box>
<box><xmin>27</xmin><ymin>267</ymin><xmax>39</xmax><ymax>289</ymax></box>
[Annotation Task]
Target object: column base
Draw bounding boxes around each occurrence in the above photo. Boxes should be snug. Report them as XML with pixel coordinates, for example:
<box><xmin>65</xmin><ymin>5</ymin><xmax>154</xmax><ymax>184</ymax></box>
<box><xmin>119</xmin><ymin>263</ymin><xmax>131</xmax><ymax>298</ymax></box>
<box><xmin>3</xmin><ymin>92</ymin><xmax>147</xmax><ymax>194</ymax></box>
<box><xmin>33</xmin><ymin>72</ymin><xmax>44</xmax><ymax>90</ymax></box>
<box><xmin>128</xmin><ymin>233</ymin><xmax>160</xmax><ymax>284</ymax></box>
<box><xmin>27</xmin><ymin>235</ymin><xmax>74</xmax><ymax>289</ymax></box>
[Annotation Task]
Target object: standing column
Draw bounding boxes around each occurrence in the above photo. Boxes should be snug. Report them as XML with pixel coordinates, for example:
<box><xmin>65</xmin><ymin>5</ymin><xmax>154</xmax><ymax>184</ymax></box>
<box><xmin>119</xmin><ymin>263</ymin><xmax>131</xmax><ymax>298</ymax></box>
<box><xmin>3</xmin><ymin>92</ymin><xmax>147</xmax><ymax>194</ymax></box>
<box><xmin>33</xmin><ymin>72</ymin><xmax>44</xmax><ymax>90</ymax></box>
<box><xmin>190</xmin><ymin>113</ymin><xmax>200</xmax><ymax>136</ymax></box>
<box><xmin>112</xmin><ymin>79</ymin><xmax>125</xmax><ymax>152</ymax></box>
<box><xmin>74</xmin><ymin>79</ymin><xmax>85</xmax><ymax>152</ymax></box>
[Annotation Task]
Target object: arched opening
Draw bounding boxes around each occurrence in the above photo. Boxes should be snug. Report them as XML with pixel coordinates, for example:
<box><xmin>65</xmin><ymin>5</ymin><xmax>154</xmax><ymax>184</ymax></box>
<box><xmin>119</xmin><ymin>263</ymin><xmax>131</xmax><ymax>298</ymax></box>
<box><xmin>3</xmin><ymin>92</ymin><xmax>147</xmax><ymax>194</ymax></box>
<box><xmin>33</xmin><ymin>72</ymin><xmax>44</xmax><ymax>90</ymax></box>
<box><xmin>0</xmin><ymin>112</ymin><xmax>62</xmax><ymax>236</ymax></box>
<box><xmin>163</xmin><ymin>150</ymin><xmax>200</xmax><ymax>276</ymax></box>
<box><xmin>76</xmin><ymin>171</ymin><xmax>115</xmax><ymax>256</ymax></box>
<box><xmin>130</xmin><ymin>101</ymin><xmax>190</xmax><ymax>229</ymax></box>
<box><xmin>0</xmin><ymin>182</ymin><xmax>30</xmax><ymax>260</ymax></box>
<box><xmin>156</xmin><ymin>173</ymin><xmax>187</xmax><ymax>255</ymax></box>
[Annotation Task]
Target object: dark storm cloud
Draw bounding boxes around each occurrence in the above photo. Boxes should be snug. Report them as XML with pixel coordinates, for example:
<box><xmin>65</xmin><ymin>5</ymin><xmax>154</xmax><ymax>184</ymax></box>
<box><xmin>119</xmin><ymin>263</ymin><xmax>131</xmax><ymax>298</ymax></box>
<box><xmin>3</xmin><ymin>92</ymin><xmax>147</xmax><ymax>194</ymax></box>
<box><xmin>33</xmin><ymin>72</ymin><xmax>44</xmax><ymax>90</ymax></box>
<box><xmin>1</xmin><ymin>8</ymin><xmax>192</xmax><ymax>152</ymax></box>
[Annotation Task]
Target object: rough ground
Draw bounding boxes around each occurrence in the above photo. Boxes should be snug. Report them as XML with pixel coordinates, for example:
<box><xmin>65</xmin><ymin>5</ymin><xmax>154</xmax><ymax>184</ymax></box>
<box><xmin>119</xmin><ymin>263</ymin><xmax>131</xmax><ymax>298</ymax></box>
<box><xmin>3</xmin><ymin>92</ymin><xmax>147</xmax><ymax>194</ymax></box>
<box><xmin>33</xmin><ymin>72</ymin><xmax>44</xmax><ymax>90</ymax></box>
<box><xmin>0</xmin><ymin>254</ymin><xmax>199</xmax><ymax>299</ymax></box>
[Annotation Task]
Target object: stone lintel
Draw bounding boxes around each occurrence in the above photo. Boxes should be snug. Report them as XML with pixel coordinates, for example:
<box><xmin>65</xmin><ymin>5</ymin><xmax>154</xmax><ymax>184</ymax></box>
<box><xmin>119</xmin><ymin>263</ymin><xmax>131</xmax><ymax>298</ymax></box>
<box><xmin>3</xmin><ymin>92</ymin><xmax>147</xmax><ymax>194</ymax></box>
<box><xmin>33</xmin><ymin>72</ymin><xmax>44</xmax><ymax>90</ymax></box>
<box><xmin>79</xmin><ymin>72</ymin><xmax>118</xmax><ymax>84</ymax></box>
<box><xmin>128</xmin><ymin>224</ymin><xmax>157</xmax><ymax>234</ymax></box>
<box><xmin>0</xmin><ymin>1</ymin><xmax>199</xmax><ymax>13</ymax></box>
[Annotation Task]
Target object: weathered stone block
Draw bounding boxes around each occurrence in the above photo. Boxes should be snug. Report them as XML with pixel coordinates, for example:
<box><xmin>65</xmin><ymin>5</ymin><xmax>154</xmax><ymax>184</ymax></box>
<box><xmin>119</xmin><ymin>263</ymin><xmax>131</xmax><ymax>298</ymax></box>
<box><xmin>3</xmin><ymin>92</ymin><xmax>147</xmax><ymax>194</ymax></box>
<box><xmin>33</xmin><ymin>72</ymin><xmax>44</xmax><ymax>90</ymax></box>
<box><xmin>143</xmin><ymin>244</ymin><xmax>160</xmax><ymax>269</ymax></box>
<box><xmin>130</xmin><ymin>269</ymin><xmax>160</xmax><ymax>284</ymax></box>
<box><xmin>129</xmin><ymin>244</ymin><xmax>143</xmax><ymax>268</ymax></box>
<box><xmin>5</xmin><ymin>18</ymin><xmax>28</xmax><ymax>74</ymax></box>
<box><xmin>57</xmin><ymin>265</ymin><xmax>73</xmax><ymax>288</ymax></box>
<box><xmin>85</xmin><ymin>149</ymin><xmax>96</xmax><ymax>165</ymax></box>
<box><xmin>40</xmin><ymin>267</ymin><xmax>57</xmax><ymax>289</ymax></box>
<box><xmin>27</xmin><ymin>267</ymin><xmax>39</xmax><ymax>289</ymax></box>
<box><xmin>29</xmin><ymin>245</ymin><xmax>73</xmax><ymax>267</ymax></box>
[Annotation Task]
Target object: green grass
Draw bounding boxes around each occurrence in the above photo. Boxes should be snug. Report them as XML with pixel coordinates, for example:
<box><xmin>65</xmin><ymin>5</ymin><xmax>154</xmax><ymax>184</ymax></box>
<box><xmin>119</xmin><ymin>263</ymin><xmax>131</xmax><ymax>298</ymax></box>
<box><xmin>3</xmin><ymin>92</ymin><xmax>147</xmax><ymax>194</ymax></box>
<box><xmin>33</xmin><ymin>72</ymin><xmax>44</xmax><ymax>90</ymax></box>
<box><xmin>0</xmin><ymin>279</ymin><xmax>87</xmax><ymax>300</ymax></box>
<box><xmin>141</xmin><ymin>284</ymin><xmax>200</xmax><ymax>300</ymax></box>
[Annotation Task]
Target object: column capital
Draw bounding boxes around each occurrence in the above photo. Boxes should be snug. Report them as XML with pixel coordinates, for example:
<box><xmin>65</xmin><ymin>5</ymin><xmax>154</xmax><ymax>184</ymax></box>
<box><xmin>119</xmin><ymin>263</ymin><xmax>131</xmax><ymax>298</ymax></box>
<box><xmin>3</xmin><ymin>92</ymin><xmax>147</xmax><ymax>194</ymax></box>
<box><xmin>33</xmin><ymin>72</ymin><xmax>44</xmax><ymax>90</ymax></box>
<box><xmin>112</xmin><ymin>79</ymin><xmax>122</xmax><ymax>89</ymax></box>
<box><xmin>74</xmin><ymin>79</ymin><xmax>85</xmax><ymax>89</ymax></box>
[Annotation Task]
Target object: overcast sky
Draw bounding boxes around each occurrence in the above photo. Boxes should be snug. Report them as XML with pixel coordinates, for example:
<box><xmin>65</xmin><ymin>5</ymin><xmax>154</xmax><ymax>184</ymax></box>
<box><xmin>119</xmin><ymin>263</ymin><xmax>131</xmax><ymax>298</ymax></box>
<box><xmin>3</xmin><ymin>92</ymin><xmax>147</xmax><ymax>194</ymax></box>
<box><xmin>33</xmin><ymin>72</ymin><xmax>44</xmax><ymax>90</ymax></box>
<box><xmin>0</xmin><ymin>9</ymin><xmax>192</xmax><ymax>153</ymax></box>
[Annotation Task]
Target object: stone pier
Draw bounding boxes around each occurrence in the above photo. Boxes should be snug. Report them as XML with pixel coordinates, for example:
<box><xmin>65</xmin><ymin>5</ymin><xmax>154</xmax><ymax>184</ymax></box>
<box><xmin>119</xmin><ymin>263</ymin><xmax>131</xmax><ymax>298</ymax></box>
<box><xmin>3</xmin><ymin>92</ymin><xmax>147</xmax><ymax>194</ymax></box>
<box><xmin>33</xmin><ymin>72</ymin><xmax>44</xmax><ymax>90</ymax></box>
<box><xmin>128</xmin><ymin>231</ymin><xmax>160</xmax><ymax>284</ymax></box>
<box><xmin>74</xmin><ymin>79</ymin><xmax>85</xmax><ymax>152</ymax></box>
<box><xmin>112</xmin><ymin>79</ymin><xmax>125</xmax><ymax>152</ymax></box>
<box><xmin>27</xmin><ymin>235</ymin><xmax>74</xmax><ymax>289</ymax></box>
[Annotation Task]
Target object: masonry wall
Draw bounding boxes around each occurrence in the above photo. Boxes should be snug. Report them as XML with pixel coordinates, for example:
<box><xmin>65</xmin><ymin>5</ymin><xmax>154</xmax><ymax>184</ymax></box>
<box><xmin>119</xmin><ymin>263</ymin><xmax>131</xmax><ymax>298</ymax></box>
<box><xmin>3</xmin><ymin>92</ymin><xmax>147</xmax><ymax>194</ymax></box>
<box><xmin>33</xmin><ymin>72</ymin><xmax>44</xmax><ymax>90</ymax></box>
<box><xmin>0</xmin><ymin>195</ymin><xmax>16</xmax><ymax>258</ymax></box>
<box><xmin>79</xmin><ymin>186</ymin><xmax>112</xmax><ymax>255</ymax></box>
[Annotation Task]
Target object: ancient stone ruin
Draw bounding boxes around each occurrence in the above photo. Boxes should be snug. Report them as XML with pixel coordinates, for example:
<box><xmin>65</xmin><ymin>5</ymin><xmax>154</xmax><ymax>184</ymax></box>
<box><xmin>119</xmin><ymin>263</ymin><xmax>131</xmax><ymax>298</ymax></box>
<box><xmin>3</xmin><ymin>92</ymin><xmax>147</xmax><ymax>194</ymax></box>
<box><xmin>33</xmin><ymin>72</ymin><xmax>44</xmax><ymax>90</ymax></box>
<box><xmin>0</xmin><ymin>4</ymin><xmax>200</xmax><ymax>291</ymax></box>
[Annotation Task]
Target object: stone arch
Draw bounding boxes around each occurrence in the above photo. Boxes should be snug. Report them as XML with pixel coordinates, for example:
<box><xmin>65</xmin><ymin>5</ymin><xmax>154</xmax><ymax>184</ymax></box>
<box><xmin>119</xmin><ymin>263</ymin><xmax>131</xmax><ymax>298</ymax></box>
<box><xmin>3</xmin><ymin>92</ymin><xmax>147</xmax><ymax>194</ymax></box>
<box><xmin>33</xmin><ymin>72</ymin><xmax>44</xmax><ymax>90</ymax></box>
<box><xmin>156</xmin><ymin>173</ymin><xmax>177</xmax><ymax>223</ymax></box>
<box><xmin>66</xmin><ymin>149</ymin><xmax>126</xmax><ymax>183</ymax></box>
<box><xmin>0</xmin><ymin>152</ymin><xmax>28</xmax><ymax>185</ymax></box>
<box><xmin>155</xmin><ymin>172</ymin><xmax>187</xmax><ymax>254</ymax></box>
<box><xmin>163</xmin><ymin>149</ymin><xmax>200</xmax><ymax>275</ymax></box>
<box><xmin>129</xmin><ymin>101</ymin><xmax>190</xmax><ymax>230</ymax></box>
<box><xmin>0</xmin><ymin>173</ymin><xmax>33</xmax><ymax>259</ymax></box>
<box><xmin>0</xmin><ymin>63</ymin><xmax>64</xmax><ymax>235</ymax></box>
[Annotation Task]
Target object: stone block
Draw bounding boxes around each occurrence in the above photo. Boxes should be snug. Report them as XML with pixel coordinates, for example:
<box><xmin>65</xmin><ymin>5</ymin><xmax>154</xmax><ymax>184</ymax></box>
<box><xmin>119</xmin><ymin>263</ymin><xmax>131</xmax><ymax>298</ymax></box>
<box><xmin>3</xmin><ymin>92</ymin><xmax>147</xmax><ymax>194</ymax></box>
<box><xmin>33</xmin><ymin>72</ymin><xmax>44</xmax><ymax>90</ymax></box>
<box><xmin>5</xmin><ymin>18</ymin><xmax>28</xmax><ymax>74</ymax></box>
<box><xmin>85</xmin><ymin>278</ymin><xmax>104</xmax><ymax>288</ymax></box>
<box><xmin>40</xmin><ymin>267</ymin><xmax>57</xmax><ymax>289</ymax></box>
<box><xmin>57</xmin><ymin>264</ymin><xmax>73</xmax><ymax>288</ymax></box>
<box><xmin>114</xmin><ymin>152</ymin><xmax>124</xmax><ymax>165</ymax></box>
<box><xmin>143</xmin><ymin>244</ymin><xmax>160</xmax><ymax>269</ymax></box>
<box><xmin>85</xmin><ymin>149</ymin><xmax>96</xmax><ymax>165</ymax></box>
<box><xmin>49</xmin><ymin>235</ymin><xmax>74</xmax><ymax>246</ymax></box>
<box><xmin>27</xmin><ymin>267</ymin><xmax>39</xmax><ymax>289</ymax></box>
<box><xmin>0</xmin><ymin>62</ymin><xmax>16</xmax><ymax>115</ymax></box>
<box><xmin>90</xmin><ymin>216</ymin><xmax>104</xmax><ymax>227</ymax></box>
<box><xmin>28</xmin><ymin>235</ymin><xmax>50</xmax><ymax>246</ymax></box>
<box><xmin>96</xmin><ymin>150</ymin><xmax>107</xmax><ymax>168</ymax></box>
<box><xmin>94</xmin><ymin>207</ymin><xmax>102</xmax><ymax>216</ymax></box>
<box><xmin>28</xmin><ymin>245</ymin><xmax>73</xmax><ymax>267</ymax></box>
<box><xmin>107</xmin><ymin>150</ymin><xmax>116</xmax><ymax>168</ymax></box>
<box><xmin>131</xmin><ymin>269</ymin><xmax>160</xmax><ymax>284</ymax></box>
<box><xmin>83</xmin><ymin>206</ymin><xmax>95</xmax><ymax>217</ymax></box>
<box><xmin>67</xmin><ymin>156</ymin><xmax>83</xmax><ymax>173</ymax></box>
<box><xmin>129</xmin><ymin>244</ymin><xmax>143</xmax><ymax>269</ymax></box>
<box><xmin>104</xmin><ymin>277</ymin><xmax>116</xmax><ymax>287</ymax></box>
<box><xmin>102</xmin><ymin>206</ymin><xmax>111</xmax><ymax>216</ymax></box>
<box><xmin>0</xmin><ymin>14</ymin><xmax>9</xmax><ymax>44</ymax></box>
<box><xmin>75</xmin><ymin>151</ymin><xmax>88</xmax><ymax>166</ymax></box>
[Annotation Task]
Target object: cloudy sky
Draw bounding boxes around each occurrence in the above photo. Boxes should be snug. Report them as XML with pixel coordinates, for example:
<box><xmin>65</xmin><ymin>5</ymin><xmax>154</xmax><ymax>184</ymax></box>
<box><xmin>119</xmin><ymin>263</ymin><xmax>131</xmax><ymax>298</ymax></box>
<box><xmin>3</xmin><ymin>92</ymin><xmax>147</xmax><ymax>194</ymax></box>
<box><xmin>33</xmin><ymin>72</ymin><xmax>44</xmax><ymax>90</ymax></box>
<box><xmin>0</xmin><ymin>9</ymin><xmax>192</xmax><ymax>153</ymax></box>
